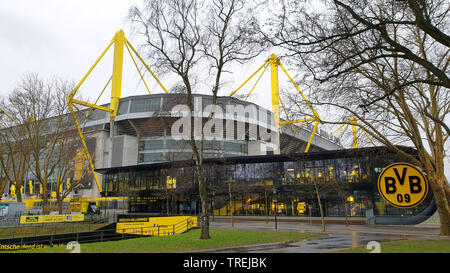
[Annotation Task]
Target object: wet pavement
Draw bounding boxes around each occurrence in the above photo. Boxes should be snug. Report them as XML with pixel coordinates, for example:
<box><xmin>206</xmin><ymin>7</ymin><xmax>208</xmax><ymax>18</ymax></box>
<box><xmin>247</xmin><ymin>233</ymin><xmax>400</xmax><ymax>253</ymax></box>
<box><xmin>203</xmin><ymin>220</ymin><xmax>446</xmax><ymax>253</ymax></box>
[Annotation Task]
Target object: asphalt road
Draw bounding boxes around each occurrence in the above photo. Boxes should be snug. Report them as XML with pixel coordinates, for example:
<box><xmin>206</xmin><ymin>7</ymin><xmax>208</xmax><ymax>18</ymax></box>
<box><xmin>205</xmin><ymin>220</ymin><xmax>446</xmax><ymax>253</ymax></box>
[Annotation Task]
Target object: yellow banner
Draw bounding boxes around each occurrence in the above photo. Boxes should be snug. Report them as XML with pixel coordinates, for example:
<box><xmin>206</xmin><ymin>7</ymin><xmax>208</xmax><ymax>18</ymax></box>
<box><xmin>20</xmin><ymin>214</ymin><xmax>84</xmax><ymax>224</ymax></box>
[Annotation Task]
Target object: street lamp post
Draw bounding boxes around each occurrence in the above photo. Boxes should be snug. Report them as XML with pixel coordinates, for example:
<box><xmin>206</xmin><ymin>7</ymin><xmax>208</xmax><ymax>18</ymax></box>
<box><xmin>229</xmin><ymin>182</ymin><xmax>234</xmax><ymax>228</ymax></box>
<box><xmin>212</xmin><ymin>191</ymin><xmax>215</xmax><ymax>222</ymax></box>
<box><xmin>265</xmin><ymin>187</ymin><xmax>268</xmax><ymax>224</ymax></box>
<box><xmin>224</xmin><ymin>179</ymin><xmax>235</xmax><ymax>228</ymax></box>
<box><xmin>273</xmin><ymin>188</ymin><xmax>277</xmax><ymax>230</ymax></box>
<box><xmin>309</xmin><ymin>205</ymin><xmax>312</xmax><ymax>226</ymax></box>
<box><xmin>104</xmin><ymin>192</ymin><xmax>108</xmax><ymax>218</ymax></box>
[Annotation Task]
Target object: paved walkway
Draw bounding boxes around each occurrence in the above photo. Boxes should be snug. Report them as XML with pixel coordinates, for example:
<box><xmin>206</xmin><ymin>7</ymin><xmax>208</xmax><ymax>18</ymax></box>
<box><xmin>204</xmin><ymin>220</ymin><xmax>448</xmax><ymax>253</ymax></box>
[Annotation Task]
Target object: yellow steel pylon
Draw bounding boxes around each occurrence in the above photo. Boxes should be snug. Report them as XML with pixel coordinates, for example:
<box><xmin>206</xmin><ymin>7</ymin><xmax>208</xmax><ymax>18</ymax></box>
<box><xmin>0</xmin><ymin>108</ymin><xmax>20</xmax><ymax>126</ymax></box>
<box><xmin>329</xmin><ymin>117</ymin><xmax>376</xmax><ymax>148</ymax></box>
<box><xmin>229</xmin><ymin>54</ymin><xmax>378</xmax><ymax>152</ymax></box>
<box><xmin>229</xmin><ymin>53</ymin><xmax>321</xmax><ymax>152</ymax></box>
<box><xmin>67</xmin><ymin>30</ymin><xmax>168</xmax><ymax>193</ymax></box>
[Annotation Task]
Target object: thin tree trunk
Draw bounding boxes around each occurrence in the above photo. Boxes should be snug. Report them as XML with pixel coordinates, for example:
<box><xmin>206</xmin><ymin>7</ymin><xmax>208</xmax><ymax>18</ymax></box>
<box><xmin>314</xmin><ymin>183</ymin><xmax>325</xmax><ymax>232</ymax></box>
<box><xmin>0</xmin><ymin>180</ymin><xmax>6</xmax><ymax>198</ymax></box>
<box><xmin>430</xmin><ymin>177</ymin><xmax>450</xmax><ymax>236</ymax></box>
<box><xmin>16</xmin><ymin>188</ymin><xmax>22</xmax><ymax>203</ymax></box>
<box><xmin>42</xmin><ymin>183</ymin><xmax>49</xmax><ymax>214</ymax></box>
<box><xmin>423</xmin><ymin>157</ymin><xmax>450</xmax><ymax>236</ymax></box>
<box><xmin>343</xmin><ymin>198</ymin><xmax>349</xmax><ymax>227</ymax></box>
<box><xmin>58</xmin><ymin>198</ymin><xmax>63</xmax><ymax>214</ymax></box>
<box><xmin>198</xmin><ymin>163</ymin><xmax>210</xmax><ymax>239</ymax></box>
<box><xmin>167</xmin><ymin>196</ymin><xmax>170</xmax><ymax>216</ymax></box>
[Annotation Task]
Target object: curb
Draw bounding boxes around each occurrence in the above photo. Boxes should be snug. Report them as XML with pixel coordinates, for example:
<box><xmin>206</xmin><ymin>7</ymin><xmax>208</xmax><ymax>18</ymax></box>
<box><xmin>181</xmin><ymin>241</ymin><xmax>294</xmax><ymax>253</ymax></box>
<box><xmin>180</xmin><ymin>235</ymin><xmax>328</xmax><ymax>253</ymax></box>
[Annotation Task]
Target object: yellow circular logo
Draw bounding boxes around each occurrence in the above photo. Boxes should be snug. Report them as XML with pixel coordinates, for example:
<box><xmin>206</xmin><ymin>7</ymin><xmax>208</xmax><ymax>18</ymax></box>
<box><xmin>377</xmin><ymin>162</ymin><xmax>429</xmax><ymax>208</ymax></box>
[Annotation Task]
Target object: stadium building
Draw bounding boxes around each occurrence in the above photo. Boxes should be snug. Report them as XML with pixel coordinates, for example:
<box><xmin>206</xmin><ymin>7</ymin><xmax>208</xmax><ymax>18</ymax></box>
<box><xmin>3</xmin><ymin>94</ymin><xmax>436</xmax><ymax>224</ymax></box>
<box><xmin>61</xmin><ymin>93</ymin><xmax>342</xmax><ymax>197</ymax></box>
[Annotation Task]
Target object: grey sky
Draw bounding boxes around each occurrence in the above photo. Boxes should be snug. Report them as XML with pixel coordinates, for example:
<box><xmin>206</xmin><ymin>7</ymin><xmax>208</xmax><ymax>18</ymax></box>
<box><xmin>0</xmin><ymin>0</ymin><xmax>274</xmax><ymax>109</ymax></box>
<box><xmin>0</xmin><ymin>1</ymin><xmax>138</xmax><ymax>101</ymax></box>
<box><xmin>0</xmin><ymin>0</ymin><xmax>192</xmax><ymax>104</ymax></box>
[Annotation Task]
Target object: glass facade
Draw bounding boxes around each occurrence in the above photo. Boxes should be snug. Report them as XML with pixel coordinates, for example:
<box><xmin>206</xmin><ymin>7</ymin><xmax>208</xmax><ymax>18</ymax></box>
<box><xmin>137</xmin><ymin>137</ymin><xmax>248</xmax><ymax>164</ymax></box>
<box><xmin>98</xmin><ymin>147</ymin><xmax>435</xmax><ymax>221</ymax></box>
<box><xmin>130</xmin><ymin>97</ymin><xmax>161</xmax><ymax>113</ymax></box>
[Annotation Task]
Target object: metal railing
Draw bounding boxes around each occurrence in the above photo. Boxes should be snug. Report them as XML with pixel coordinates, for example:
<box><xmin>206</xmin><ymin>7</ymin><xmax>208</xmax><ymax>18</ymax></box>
<box><xmin>0</xmin><ymin>227</ymin><xmax>140</xmax><ymax>251</ymax></box>
<box><xmin>117</xmin><ymin>216</ymin><xmax>198</xmax><ymax>237</ymax></box>
<box><xmin>0</xmin><ymin>220</ymin><xmax>110</xmax><ymax>239</ymax></box>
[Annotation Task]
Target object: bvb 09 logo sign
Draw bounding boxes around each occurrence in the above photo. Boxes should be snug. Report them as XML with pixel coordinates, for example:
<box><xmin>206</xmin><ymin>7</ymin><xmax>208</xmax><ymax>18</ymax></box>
<box><xmin>377</xmin><ymin>162</ymin><xmax>429</xmax><ymax>208</ymax></box>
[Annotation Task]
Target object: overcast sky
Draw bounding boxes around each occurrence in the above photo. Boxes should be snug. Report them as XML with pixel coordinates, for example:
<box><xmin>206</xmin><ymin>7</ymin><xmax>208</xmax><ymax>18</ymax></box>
<box><xmin>0</xmin><ymin>0</ymin><xmax>273</xmax><ymax>108</ymax></box>
<box><xmin>0</xmin><ymin>0</ymin><xmax>150</xmax><ymax>103</ymax></box>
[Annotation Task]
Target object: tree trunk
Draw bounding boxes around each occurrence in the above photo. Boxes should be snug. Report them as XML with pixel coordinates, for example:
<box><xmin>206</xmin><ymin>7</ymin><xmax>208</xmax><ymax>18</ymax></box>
<box><xmin>314</xmin><ymin>183</ymin><xmax>325</xmax><ymax>232</ymax></box>
<box><xmin>430</xmin><ymin>178</ymin><xmax>450</xmax><ymax>236</ymax></box>
<box><xmin>0</xmin><ymin>181</ymin><xmax>5</xmax><ymax>199</ymax></box>
<box><xmin>197</xmin><ymin>163</ymin><xmax>210</xmax><ymax>239</ymax></box>
<box><xmin>167</xmin><ymin>196</ymin><xmax>170</xmax><ymax>216</ymax></box>
<box><xmin>41</xmin><ymin>183</ymin><xmax>49</xmax><ymax>214</ymax></box>
<box><xmin>16</xmin><ymin>189</ymin><xmax>22</xmax><ymax>203</ymax></box>
<box><xmin>57</xmin><ymin>195</ymin><xmax>64</xmax><ymax>214</ymax></box>
<box><xmin>423</xmin><ymin>159</ymin><xmax>450</xmax><ymax>236</ymax></box>
<box><xmin>343</xmin><ymin>198</ymin><xmax>349</xmax><ymax>227</ymax></box>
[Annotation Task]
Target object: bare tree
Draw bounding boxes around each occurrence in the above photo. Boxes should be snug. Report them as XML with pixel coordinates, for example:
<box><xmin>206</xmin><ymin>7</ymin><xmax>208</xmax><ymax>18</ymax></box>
<box><xmin>53</xmin><ymin>144</ymin><xmax>85</xmax><ymax>214</ymax></box>
<box><xmin>312</xmin><ymin>178</ymin><xmax>327</xmax><ymax>232</ymax></box>
<box><xmin>0</xmin><ymin>108</ymin><xmax>30</xmax><ymax>202</ymax></box>
<box><xmin>127</xmin><ymin>0</ymin><xmax>266</xmax><ymax>239</ymax></box>
<box><xmin>52</xmin><ymin>87</ymin><xmax>87</xmax><ymax>214</ymax></box>
<box><xmin>0</xmin><ymin>74</ymin><xmax>78</xmax><ymax>213</ymax></box>
<box><xmin>266</xmin><ymin>0</ymin><xmax>450</xmax><ymax>235</ymax></box>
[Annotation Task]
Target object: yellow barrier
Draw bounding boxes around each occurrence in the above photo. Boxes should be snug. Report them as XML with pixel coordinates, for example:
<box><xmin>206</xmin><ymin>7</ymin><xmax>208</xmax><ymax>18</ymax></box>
<box><xmin>16</xmin><ymin>197</ymin><xmax>129</xmax><ymax>211</ymax></box>
<box><xmin>116</xmin><ymin>216</ymin><xmax>197</xmax><ymax>237</ymax></box>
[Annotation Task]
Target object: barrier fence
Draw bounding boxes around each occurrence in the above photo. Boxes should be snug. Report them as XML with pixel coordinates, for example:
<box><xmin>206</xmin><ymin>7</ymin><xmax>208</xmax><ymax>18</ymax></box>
<box><xmin>0</xmin><ymin>216</ymin><xmax>199</xmax><ymax>251</ymax></box>
<box><xmin>0</xmin><ymin>221</ymin><xmax>109</xmax><ymax>240</ymax></box>
<box><xmin>0</xmin><ymin>227</ymin><xmax>139</xmax><ymax>251</ymax></box>
<box><xmin>0</xmin><ymin>210</ymin><xmax>122</xmax><ymax>229</ymax></box>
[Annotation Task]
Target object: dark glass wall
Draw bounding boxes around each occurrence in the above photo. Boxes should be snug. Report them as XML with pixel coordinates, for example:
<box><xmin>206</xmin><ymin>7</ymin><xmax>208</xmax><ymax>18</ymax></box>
<box><xmin>99</xmin><ymin>147</ymin><xmax>435</xmax><ymax>220</ymax></box>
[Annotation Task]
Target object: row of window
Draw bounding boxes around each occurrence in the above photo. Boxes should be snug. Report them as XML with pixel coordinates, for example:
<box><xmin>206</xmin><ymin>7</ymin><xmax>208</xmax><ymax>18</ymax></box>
<box><xmin>137</xmin><ymin>139</ymin><xmax>248</xmax><ymax>163</ymax></box>
<box><xmin>83</xmin><ymin>96</ymin><xmax>272</xmax><ymax>122</ymax></box>
<box><xmin>138</xmin><ymin>152</ymin><xmax>247</xmax><ymax>164</ymax></box>
<box><xmin>139</xmin><ymin>139</ymin><xmax>248</xmax><ymax>152</ymax></box>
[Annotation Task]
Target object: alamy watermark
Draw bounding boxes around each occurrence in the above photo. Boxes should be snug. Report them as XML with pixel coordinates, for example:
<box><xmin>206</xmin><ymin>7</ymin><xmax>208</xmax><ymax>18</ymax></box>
<box><xmin>66</xmin><ymin>241</ymin><xmax>81</xmax><ymax>253</ymax></box>
<box><xmin>170</xmin><ymin>97</ymin><xmax>279</xmax><ymax>145</ymax></box>
<box><xmin>366</xmin><ymin>241</ymin><xmax>381</xmax><ymax>253</ymax></box>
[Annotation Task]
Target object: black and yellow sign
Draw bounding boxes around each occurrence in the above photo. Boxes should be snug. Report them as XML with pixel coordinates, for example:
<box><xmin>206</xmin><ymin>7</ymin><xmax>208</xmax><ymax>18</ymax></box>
<box><xmin>20</xmin><ymin>214</ymin><xmax>84</xmax><ymax>224</ymax></box>
<box><xmin>377</xmin><ymin>162</ymin><xmax>429</xmax><ymax>208</ymax></box>
<box><xmin>118</xmin><ymin>217</ymin><xmax>149</xmax><ymax>223</ymax></box>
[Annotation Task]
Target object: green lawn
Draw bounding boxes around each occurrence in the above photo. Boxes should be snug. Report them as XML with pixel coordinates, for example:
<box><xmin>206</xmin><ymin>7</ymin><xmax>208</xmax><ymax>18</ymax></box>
<box><xmin>12</xmin><ymin>228</ymin><xmax>320</xmax><ymax>253</ymax></box>
<box><xmin>0</xmin><ymin>223</ymin><xmax>108</xmax><ymax>239</ymax></box>
<box><xmin>335</xmin><ymin>240</ymin><xmax>450</xmax><ymax>253</ymax></box>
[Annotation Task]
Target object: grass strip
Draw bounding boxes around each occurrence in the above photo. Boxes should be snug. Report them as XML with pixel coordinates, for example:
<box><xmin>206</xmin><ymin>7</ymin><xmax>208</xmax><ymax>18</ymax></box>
<box><xmin>0</xmin><ymin>223</ymin><xmax>108</xmax><ymax>239</ymax></box>
<box><xmin>13</xmin><ymin>228</ymin><xmax>320</xmax><ymax>253</ymax></box>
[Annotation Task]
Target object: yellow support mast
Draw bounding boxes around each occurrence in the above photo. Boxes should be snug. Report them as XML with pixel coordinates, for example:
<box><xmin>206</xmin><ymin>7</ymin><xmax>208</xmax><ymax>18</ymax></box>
<box><xmin>229</xmin><ymin>53</ymin><xmax>321</xmax><ymax>153</ymax></box>
<box><xmin>108</xmin><ymin>30</ymin><xmax>125</xmax><ymax>171</ymax></box>
<box><xmin>0</xmin><ymin>108</ymin><xmax>20</xmax><ymax>126</ymax></box>
<box><xmin>67</xmin><ymin>30</ymin><xmax>168</xmax><ymax>194</ymax></box>
<box><xmin>269</xmin><ymin>54</ymin><xmax>281</xmax><ymax>133</ymax></box>
<box><xmin>329</xmin><ymin>117</ymin><xmax>376</xmax><ymax>148</ymax></box>
<box><xmin>110</xmin><ymin>30</ymin><xmax>125</xmax><ymax>120</ymax></box>
<box><xmin>351</xmin><ymin>117</ymin><xmax>358</xmax><ymax>148</ymax></box>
